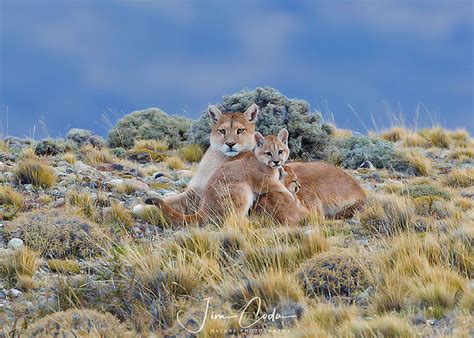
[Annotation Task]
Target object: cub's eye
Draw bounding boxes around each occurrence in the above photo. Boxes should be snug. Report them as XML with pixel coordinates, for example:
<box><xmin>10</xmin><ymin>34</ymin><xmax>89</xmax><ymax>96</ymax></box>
<box><xmin>264</xmin><ymin>152</ymin><xmax>272</xmax><ymax>156</ymax></box>
<box><xmin>218</xmin><ymin>129</ymin><xmax>226</xmax><ymax>135</ymax></box>
<box><xmin>237</xmin><ymin>128</ymin><xmax>245</xmax><ymax>134</ymax></box>
<box><xmin>278</xmin><ymin>150</ymin><xmax>284</xmax><ymax>155</ymax></box>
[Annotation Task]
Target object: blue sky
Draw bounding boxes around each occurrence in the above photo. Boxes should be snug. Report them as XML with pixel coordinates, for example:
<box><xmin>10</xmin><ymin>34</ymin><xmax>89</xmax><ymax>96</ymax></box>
<box><xmin>1</xmin><ymin>0</ymin><xmax>472</xmax><ymax>138</ymax></box>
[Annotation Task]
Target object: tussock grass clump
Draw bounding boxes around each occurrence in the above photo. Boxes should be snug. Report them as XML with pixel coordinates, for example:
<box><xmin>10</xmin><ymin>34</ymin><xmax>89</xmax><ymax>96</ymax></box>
<box><xmin>47</xmin><ymin>259</ymin><xmax>81</xmax><ymax>274</ymax></box>
<box><xmin>0</xmin><ymin>185</ymin><xmax>24</xmax><ymax>210</ymax></box>
<box><xmin>0</xmin><ymin>140</ymin><xmax>9</xmax><ymax>152</ymax></box>
<box><xmin>165</xmin><ymin>156</ymin><xmax>185</xmax><ymax>170</ymax></box>
<box><xmin>172</xmin><ymin>228</ymin><xmax>219</xmax><ymax>260</ymax></box>
<box><xmin>299</xmin><ymin>303</ymin><xmax>356</xmax><ymax>334</ymax></box>
<box><xmin>298</xmin><ymin>251</ymin><xmax>370</xmax><ymax>301</ymax></box>
<box><xmin>395</xmin><ymin>149</ymin><xmax>432</xmax><ymax>176</ymax></box>
<box><xmin>403</xmin><ymin>132</ymin><xmax>429</xmax><ymax>147</ymax></box>
<box><xmin>179</xmin><ymin>144</ymin><xmax>204</xmax><ymax>162</ymax></box>
<box><xmin>358</xmin><ymin>194</ymin><xmax>415</xmax><ymax>236</ymax></box>
<box><xmin>419</xmin><ymin>127</ymin><xmax>451</xmax><ymax>148</ymax></box>
<box><xmin>135</xmin><ymin>205</ymin><xmax>169</xmax><ymax>228</ymax></box>
<box><xmin>25</xmin><ymin>309</ymin><xmax>132</xmax><ymax>337</ymax></box>
<box><xmin>4</xmin><ymin>209</ymin><xmax>107</xmax><ymax>259</ymax></box>
<box><xmin>134</xmin><ymin>139</ymin><xmax>169</xmax><ymax>152</ymax></box>
<box><xmin>62</xmin><ymin>151</ymin><xmax>77</xmax><ymax>164</ymax></box>
<box><xmin>379</xmin><ymin>127</ymin><xmax>408</xmax><ymax>142</ymax></box>
<box><xmin>448</xmin><ymin>148</ymin><xmax>474</xmax><ymax>160</ymax></box>
<box><xmin>0</xmin><ymin>246</ymin><xmax>39</xmax><ymax>290</ymax></box>
<box><xmin>339</xmin><ymin>315</ymin><xmax>414</xmax><ymax>338</ymax></box>
<box><xmin>81</xmin><ymin>144</ymin><xmax>115</xmax><ymax>165</ymax></box>
<box><xmin>15</xmin><ymin>158</ymin><xmax>57</xmax><ymax>189</ymax></box>
<box><xmin>449</xmin><ymin>129</ymin><xmax>471</xmax><ymax>147</ymax></box>
<box><xmin>445</xmin><ymin>168</ymin><xmax>474</xmax><ymax>188</ymax></box>
<box><xmin>227</xmin><ymin>271</ymin><xmax>303</xmax><ymax>313</ymax></box>
<box><xmin>67</xmin><ymin>190</ymin><xmax>97</xmax><ymax>220</ymax></box>
<box><xmin>106</xmin><ymin>201</ymin><xmax>134</xmax><ymax>231</ymax></box>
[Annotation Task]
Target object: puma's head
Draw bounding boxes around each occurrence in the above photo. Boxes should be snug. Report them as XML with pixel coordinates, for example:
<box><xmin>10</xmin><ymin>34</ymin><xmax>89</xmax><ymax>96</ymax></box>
<box><xmin>208</xmin><ymin>104</ymin><xmax>259</xmax><ymax>156</ymax></box>
<box><xmin>254</xmin><ymin>129</ymin><xmax>290</xmax><ymax>169</ymax></box>
<box><xmin>282</xmin><ymin>166</ymin><xmax>301</xmax><ymax>194</ymax></box>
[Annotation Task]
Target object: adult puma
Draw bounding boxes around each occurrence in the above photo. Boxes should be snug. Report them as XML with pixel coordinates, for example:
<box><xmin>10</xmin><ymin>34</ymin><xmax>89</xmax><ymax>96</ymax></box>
<box><xmin>149</xmin><ymin>130</ymin><xmax>292</xmax><ymax>224</ymax></box>
<box><xmin>160</xmin><ymin>104</ymin><xmax>258</xmax><ymax>213</ymax></box>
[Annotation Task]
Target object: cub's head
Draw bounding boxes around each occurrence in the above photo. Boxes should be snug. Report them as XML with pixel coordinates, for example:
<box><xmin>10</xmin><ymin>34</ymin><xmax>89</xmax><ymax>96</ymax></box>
<box><xmin>254</xmin><ymin>129</ymin><xmax>290</xmax><ymax>169</ymax></box>
<box><xmin>282</xmin><ymin>166</ymin><xmax>301</xmax><ymax>194</ymax></box>
<box><xmin>208</xmin><ymin>104</ymin><xmax>258</xmax><ymax>157</ymax></box>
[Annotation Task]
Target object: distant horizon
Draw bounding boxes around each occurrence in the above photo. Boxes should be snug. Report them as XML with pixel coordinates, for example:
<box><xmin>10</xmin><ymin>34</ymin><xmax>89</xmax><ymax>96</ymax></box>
<box><xmin>1</xmin><ymin>1</ymin><xmax>472</xmax><ymax>138</ymax></box>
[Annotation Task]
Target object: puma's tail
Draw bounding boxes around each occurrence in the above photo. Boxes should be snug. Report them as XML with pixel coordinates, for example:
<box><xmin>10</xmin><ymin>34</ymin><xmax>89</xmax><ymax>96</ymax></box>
<box><xmin>145</xmin><ymin>197</ymin><xmax>201</xmax><ymax>223</ymax></box>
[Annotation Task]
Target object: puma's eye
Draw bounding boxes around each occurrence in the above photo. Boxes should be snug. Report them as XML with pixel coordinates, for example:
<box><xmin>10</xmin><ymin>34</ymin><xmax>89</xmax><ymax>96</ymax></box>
<box><xmin>264</xmin><ymin>152</ymin><xmax>272</xmax><ymax>156</ymax></box>
<box><xmin>278</xmin><ymin>150</ymin><xmax>284</xmax><ymax>155</ymax></box>
<box><xmin>237</xmin><ymin>128</ymin><xmax>245</xmax><ymax>134</ymax></box>
<box><xmin>218</xmin><ymin>129</ymin><xmax>226</xmax><ymax>135</ymax></box>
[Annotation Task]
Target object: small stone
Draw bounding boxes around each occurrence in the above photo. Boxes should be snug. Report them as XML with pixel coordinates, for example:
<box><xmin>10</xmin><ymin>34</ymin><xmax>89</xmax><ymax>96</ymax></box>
<box><xmin>132</xmin><ymin>227</ymin><xmax>141</xmax><ymax>234</ymax></box>
<box><xmin>8</xmin><ymin>238</ymin><xmax>24</xmax><ymax>250</ymax></box>
<box><xmin>132</xmin><ymin>204</ymin><xmax>145</xmax><ymax>216</ymax></box>
<box><xmin>124</xmin><ymin>179</ymin><xmax>150</xmax><ymax>191</ymax></box>
<box><xmin>10</xmin><ymin>288</ymin><xmax>22</xmax><ymax>298</ymax></box>
<box><xmin>0</xmin><ymin>290</ymin><xmax>6</xmax><ymax>300</ymax></box>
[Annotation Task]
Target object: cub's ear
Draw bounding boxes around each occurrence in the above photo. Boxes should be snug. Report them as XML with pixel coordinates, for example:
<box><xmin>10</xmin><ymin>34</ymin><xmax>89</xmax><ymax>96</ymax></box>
<box><xmin>254</xmin><ymin>132</ymin><xmax>265</xmax><ymax>147</ymax></box>
<box><xmin>208</xmin><ymin>105</ymin><xmax>223</xmax><ymax>123</ymax></box>
<box><xmin>243</xmin><ymin>103</ymin><xmax>259</xmax><ymax>123</ymax></box>
<box><xmin>278</xmin><ymin>128</ymin><xmax>289</xmax><ymax>145</ymax></box>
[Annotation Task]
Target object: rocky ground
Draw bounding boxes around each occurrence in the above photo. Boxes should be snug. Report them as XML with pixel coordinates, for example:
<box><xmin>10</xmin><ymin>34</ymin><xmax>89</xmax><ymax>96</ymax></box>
<box><xmin>0</xmin><ymin>126</ymin><xmax>472</xmax><ymax>337</ymax></box>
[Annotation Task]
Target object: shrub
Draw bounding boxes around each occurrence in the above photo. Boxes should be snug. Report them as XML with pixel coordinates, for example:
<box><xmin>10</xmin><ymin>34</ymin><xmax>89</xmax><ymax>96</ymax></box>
<box><xmin>66</xmin><ymin>128</ymin><xmax>105</xmax><ymax>147</ymax></box>
<box><xmin>35</xmin><ymin>138</ymin><xmax>65</xmax><ymax>156</ymax></box>
<box><xmin>298</xmin><ymin>251</ymin><xmax>370</xmax><ymax>301</ymax></box>
<box><xmin>329</xmin><ymin>136</ymin><xmax>396</xmax><ymax>169</ymax></box>
<box><xmin>108</xmin><ymin>108</ymin><xmax>192</xmax><ymax>149</ymax></box>
<box><xmin>179</xmin><ymin>144</ymin><xmax>204</xmax><ymax>162</ymax></box>
<box><xmin>189</xmin><ymin>87</ymin><xmax>330</xmax><ymax>159</ymax></box>
<box><xmin>15</xmin><ymin>158</ymin><xmax>57</xmax><ymax>189</ymax></box>
<box><xmin>4</xmin><ymin>209</ymin><xmax>107</xmax><ymax>259</ymax></box>
<box><xmin>358</xmin><ymin>195</ymin><xmax>415</xmax><ymax>236</ymax></box>
<box><xmin>25</xmin><ymin>309</ymin><xmax>131</xmax><ymax>337</ymax></box>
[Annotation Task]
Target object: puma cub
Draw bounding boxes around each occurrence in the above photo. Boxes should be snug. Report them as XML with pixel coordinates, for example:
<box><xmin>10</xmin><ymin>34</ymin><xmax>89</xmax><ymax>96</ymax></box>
<box><xmin>149</xmin><ymin>130</ymin><xmax>293</xmax><ymax>224</ymax></box>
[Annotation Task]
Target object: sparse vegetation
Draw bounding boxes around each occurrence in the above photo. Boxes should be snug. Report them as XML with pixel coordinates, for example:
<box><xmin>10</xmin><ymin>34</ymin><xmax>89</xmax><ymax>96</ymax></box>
<box><xmin>81</xmin><ymin>144</ymin><xmax>115</xmax><ymax>165</ymax></box>
<box><xmin>0</xmin><ymin>246</ymin><xmax>39</xmax><ymax>290</ymax></box>
<box><xmin>165</xmin><ymin>156</ymin><xmax>185</xmax><ymax>170</ymax></box>
<box><xmin>179</xmin><ymin>143</ymin><xmax>204</xmax><ymax>162</ymax></box>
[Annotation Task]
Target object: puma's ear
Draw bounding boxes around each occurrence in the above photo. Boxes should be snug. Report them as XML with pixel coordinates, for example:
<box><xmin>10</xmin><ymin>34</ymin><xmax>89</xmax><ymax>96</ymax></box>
<box><xmin>208</xmin><ymin>105</ymin><xmax>223</xmax><ymax>123</ymax></box>
<box><xmin>254</xmin><ymin>132</ymin><xmax>265</xmax><ymax>147</ymax></box>
<box><xmin>243</xmin><ymin>103</ymin><xmax>259</xmax><ymax>123</ymax></box>
<box><xmin>278</xmin><ymin>128</ymin><xmax>289</xmax><ymax>145</ymax></box>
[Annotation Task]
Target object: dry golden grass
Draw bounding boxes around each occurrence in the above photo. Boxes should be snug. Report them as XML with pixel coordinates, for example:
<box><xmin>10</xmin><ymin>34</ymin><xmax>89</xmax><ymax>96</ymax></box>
<box><xmin>339</xmin><ymin>315</ymin><xmax>415</xmax><ymax>338</ymax></box>
<box><xmin>133</xmin><ymin>139</ymin><xmax>169</xmax><ymax>152</ymax></box>
<box><xmin>179</xmin><ymin>144</ymin><xmax>204</xmax><ymax>162</ymax></box>
<box><xmin>398</xmin><ymin>148</ymin><xmax>432</xmax><ymax>176</ymax></box>
<box><xmin>0</xmin><ymin>246</ymin><xmax>39</xmax><ymax>291</ymax></box>
<box><xmin>47</xmin><ymin>259</ymin><xmax>81</xmax><ymax>274</ymax></box>
<box><xmin>448</xmin><ymin>148</ymin><xmax>474</xmax><ymax>160</ymax></box>
<box><xmin>15</xmin><ymin>158</ymin><xmax>57</xmax><ymax>189</ymax></box>
<box><xmin>20</xmin><ymin>147</ymin><xmax>36</xmax><ymax>159</ymax></box>
<box><xmin>357</xmin><ymin>194</ymin><xmax>415</xmax><ymax>236</ymax></box>
<box><xmin>0</xmin><ymin>140</ymin><xmax>9</xmax><ymax>153</ymax></box>
<box><xmin>379</xmin><ymin>127</ymin><xmax>408</xmax><ymax>142</ymax></box>
<box><xmin>66</xmin><ymin>190</ymin><xmax>97</xmax><ymax>219</ymax></box>
<box><xmin>418</xmin><ymin>127</ymin><xmax>451</xmax><ymax>148</ymax></box>
<box><xmin>81</xmin><ymin>144</ymin><xmax>115</xmax><ymax>165</ymax></box>
<box><xmin>403</xmin><ymin>132</ymin><xmax>429</xmax><ymax>147</ymax></box>
<box><xmin>0</xmin><ymin>185</ymin><xmax>24</xmax><ymax>209</ymax></box>
<box><xmin>135</xmin><ymin>205</ymin><xmax>169</xmax><ymax>227</ymax></box>
<box><xmin>62</xmin><ymin>151</ymin><xmax>77</xmax><ymax>164</ymax></box>
<box><xmin>165</xmin><ymin>156</ymin><xmax>185</xmax><ymax>170</ymax></box>
<box><xmin>106</xmin><ymin>201</ymin><xmax>134</xmax><ymax>230</ymax></box>
<box><xmin>449</xmin><ymin>129</ymin><xmax>471</xmax><ymax>147</ymax></box>
<box><xmin>299</xmin><ymin>303</ymin><xmax>356</xmax><ymax>334</ymax></box>
<box><xmin>444</xmin><ymin>168</ymin><xmax>474</xmax><ymax>188</ymax></box>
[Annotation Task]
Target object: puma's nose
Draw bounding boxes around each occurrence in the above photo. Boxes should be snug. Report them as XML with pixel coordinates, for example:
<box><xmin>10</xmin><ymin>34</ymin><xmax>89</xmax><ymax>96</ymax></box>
<box><xmin>226</xmin><ymin>142</ymin><xmax>236</xmax><ymax>148</ymax></box>
<box><xmin>273</xmin><ymin>160</ymin><xmax>280</xmax><ymax>166</ymax></box>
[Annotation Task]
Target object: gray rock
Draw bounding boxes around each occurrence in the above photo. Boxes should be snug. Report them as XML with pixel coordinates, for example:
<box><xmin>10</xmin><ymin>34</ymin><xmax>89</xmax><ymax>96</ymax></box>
<box><xmin>9</xmin><ymin>288</ymin><xmax>22</xmax><ymax>298</ymax></box>
<box><xmin>8</xmin><ymin>238</ymin><xmax>24</xmax><ymax>250</ymax></box>
<box><xmin>359</xmin><ymin>161</ymin><xmax>375</xmax><ymax>171</ymax></box>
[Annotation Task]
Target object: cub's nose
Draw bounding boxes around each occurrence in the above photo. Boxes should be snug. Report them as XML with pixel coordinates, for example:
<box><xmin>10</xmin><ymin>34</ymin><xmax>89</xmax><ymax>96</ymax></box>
<box><xmin>225</xmin><ymin>142</ymin><xmax>236</xmax><ymax>148</ymax></box>
<box><xmin>273</xmin><ymin>160</ymin><xmax>280</xmax><ymax>166</ymax></box>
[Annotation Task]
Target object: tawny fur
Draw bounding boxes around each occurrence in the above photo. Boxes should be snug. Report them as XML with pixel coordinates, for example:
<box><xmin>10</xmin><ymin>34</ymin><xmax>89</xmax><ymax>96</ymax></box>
<box><xmin>150</xmin><ymin>131</ymin><xmax>293</xmax><ymax>224</ymax></box>
<box><xmin>161</xmin><ymin>104</ymin><xmax>258</xmax><ymax>213</ymax></box>
<box><xmin>255</xmin><ymin>166</ymin><xmax>315</xmax><ymax>226</ymax></box>
<box><xmin>286</xmin><ymin>161</ymin><xmax>366</xmax><ymax>219</ymax></box>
